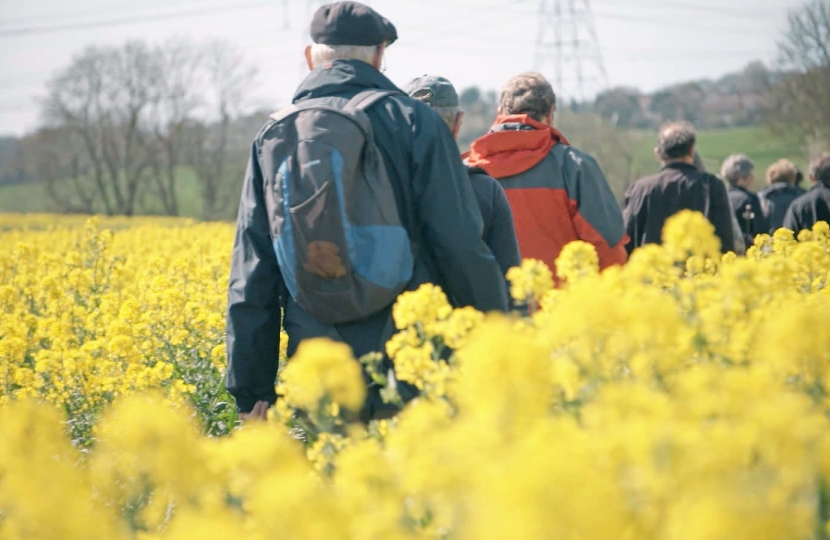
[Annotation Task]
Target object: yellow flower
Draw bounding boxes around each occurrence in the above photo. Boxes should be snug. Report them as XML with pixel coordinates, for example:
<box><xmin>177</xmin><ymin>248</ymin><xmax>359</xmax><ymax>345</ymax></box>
<box><xmin>555</xmin><ymin>240</ymin><xmax>600</xmax><ymax>284</ymax></box>
<box><xmin>307</xmin><ymin>432</ymin><xmax>350</xmax><ymax>474</ymax></box>
<box><xmin>506</xmin><ymin>259</ymin><xmax>554</xmax><ymax>303</ymax></box>
<box><xmin>392</xmin><ymin>283</ymin><xmax>452</xmax><ymax>331</ymax></box>
<box><xmin>3</xmin><ymin>212</ymin><xmax>830</xmax><ymax>539</ymax></box>
<box><xmin>391</xmin><ymin>341</ymin><xmax>437</xmax><ymax>390</ymax></box>
<box><xmin>280</xmin><ymin>338</ymin><xmax>366</xmax><ymax>412</ymax></box>
<box><xmin>662</xmin><ymin>209</ymin><xmax>721</xmax><ymax>260</ymax></box>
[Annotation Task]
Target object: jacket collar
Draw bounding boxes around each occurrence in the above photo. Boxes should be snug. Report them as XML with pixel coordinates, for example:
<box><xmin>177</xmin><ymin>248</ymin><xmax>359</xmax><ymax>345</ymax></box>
<box><xmin>489</xmin><ymin>122</ymin><xmax>537</xmax><ymax>133</ymax></box>
<box><xmin>292</xmin><ymin>59</ymin><xmax>400</xmax><ymax>102</ymax></box>
<box><xmin>766</xmin><ymin>182</ymin><xmax>797</xmax><ymax>192</ymax></box>
<box><xmin>661</xmin><ymin>161</ymin><xmax>698</xmax><ymax>173</ymax></box>
<box><xmin>465</xmin><ymin>114</ymin><xmax>569</xmax><ymax>179</ymax></box>
<box><xmin>728</xmin><ymin>183</ymin><xmax>751</xmax><ymax>194</ymax></box>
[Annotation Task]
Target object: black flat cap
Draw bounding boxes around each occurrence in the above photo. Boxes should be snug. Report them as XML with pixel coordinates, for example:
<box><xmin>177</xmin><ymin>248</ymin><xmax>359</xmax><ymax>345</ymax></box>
<box><xmin>310</xmin><ymin>1</ymin><xmax>397</xmax><ymax>47</ymax></box>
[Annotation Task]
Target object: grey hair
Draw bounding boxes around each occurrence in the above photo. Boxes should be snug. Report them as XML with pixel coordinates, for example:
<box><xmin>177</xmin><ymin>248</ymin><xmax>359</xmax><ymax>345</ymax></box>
<box><xmin>656</xmin><ymin>121</ymin><xmax>696</xmax><ymax>161</ymax></box>
<box><xmin>720</xmin><ymin>154</ymin><xmax>755</xmax><ymax>185</ymax></box>
<box><xmin>309</xmin><ymin>43</ymin><xmax>378</xmax><ymax>68</ymax></box>
<box><xmin>810</xmin><ymin>152</ymin><xmax>830</xmax><ymax>185</ymax></box>
<box><xmin>499</xmin><ymin>72</ymin><xmax>556</xmax><ymax>122</ymax></box>
<box><xmin>429</xmin><ymin>105</ymin><xmax>461</xmax><ymax>130</ymax></box>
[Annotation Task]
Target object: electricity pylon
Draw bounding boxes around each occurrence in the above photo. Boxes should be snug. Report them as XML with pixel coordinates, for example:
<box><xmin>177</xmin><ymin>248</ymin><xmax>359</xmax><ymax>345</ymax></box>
<box><xmin>534</xmin><ymin>0</ymin><xmax>608</xmax><ymax>104</ymax></box>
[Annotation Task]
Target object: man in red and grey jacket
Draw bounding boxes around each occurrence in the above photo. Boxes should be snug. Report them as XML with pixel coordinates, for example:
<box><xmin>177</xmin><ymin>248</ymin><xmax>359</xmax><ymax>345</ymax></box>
<box><xmin>465</xmin><ymin>72</ymin><xmax>628</xmax><ymax>278</ymax></box>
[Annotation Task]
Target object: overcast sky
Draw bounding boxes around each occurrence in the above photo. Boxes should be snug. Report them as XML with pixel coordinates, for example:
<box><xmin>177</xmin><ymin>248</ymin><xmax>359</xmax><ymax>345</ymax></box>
<box><xmin>0</xmin><ymin>0</ymin><xmax>801</xmax><ymax>136</ymax></box>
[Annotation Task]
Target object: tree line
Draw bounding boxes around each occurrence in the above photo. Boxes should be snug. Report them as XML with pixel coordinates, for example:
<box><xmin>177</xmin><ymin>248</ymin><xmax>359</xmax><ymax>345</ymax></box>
<box><xmin>0</xmin><ymin>0</ymin><xmax>827</xmax><ymax>218</ymax></box>
<box><xmin>4</xmin><ymin>39</ymin><xmax>259</xmax><ymax>219</ymax></box>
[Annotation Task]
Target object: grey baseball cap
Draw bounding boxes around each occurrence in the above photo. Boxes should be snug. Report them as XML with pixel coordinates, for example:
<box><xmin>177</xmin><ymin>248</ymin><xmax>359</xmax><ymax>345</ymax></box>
<box><xmin>404</xmin><ymin>75</ymin><xmax>459</xmax><ymax>108</ymax></box>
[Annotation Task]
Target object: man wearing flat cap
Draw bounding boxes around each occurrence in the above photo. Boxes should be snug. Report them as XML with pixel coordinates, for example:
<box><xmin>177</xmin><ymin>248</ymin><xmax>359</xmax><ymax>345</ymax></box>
<box><xmin>227</xmin><ymin>1</ymin><xmax>509</xmax><ymax>421</ymax></box>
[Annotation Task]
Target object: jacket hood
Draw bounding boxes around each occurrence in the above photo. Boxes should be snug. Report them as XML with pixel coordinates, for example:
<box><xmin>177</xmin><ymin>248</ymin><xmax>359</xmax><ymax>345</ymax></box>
<box><xmin>764</xmin><ymin>182</ymin><xmax>801</xmax><ymax>193</ymax></box>
<box><xmin>728</xmin><ymin>184</ymin><xmax>753</xmax><ymax>194</ymax></box>
<box><xmin>293</xmin><ymin>59</ymin><xmax>400</xmax><ymax>102</ymax></box>
<box><xmin>465</xmin><ymin>114</ymin><xmax>570</xmax><ymax>178</ymax></box>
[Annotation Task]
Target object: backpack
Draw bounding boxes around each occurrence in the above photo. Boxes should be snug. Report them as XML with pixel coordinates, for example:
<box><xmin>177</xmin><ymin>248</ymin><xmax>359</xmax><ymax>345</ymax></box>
<box><xmin>260</xmin><ymin>89</ymin><xmax>414</xmax><ymax>326</ymax></box>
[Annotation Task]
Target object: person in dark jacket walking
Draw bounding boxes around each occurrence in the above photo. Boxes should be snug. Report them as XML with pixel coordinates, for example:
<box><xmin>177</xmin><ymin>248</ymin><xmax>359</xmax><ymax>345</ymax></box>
<box><xmin>758</xmin><ymin>159</ymin><xmax>805</xmax><ymax>233</ymax></box>
<box><xmin>693</xmin><ymin>150</ymin><xmax>746</xmax><ymax>254</ymax></box>
<box><xmin>465</xmin><ymin>72</ymin><xmax>627</xmax><ymax>278</ymax></box>
<box><xmin>404</xmin><ymin>75</ymin><xmax>521</xmax><ymax>278</ymax></box>
<box><xmin>783</xmin><ymin>152</ymin><xmax>830</xmax><ymax>233</ymax></box>
<box><xmin>623</xmin><ymin>122</ymin><xmax>735</xmax><ymax>254</ymax></box>
<box><xmin>721</xmin><ymin>154</ymin><xmax>768</xmax><ymax>245</ymax></box>
<box><xmin>226</xmin><ymin>1</ymin><xmax>508</xmax><ymax>422</ymax></box>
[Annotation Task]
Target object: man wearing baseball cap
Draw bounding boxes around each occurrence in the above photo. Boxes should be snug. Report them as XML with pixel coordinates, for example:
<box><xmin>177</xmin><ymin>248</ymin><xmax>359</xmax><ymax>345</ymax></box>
<box><xmin>227</xmin><ymin>2</ymin><xmax>509</xmax><ymax>421</ymax></box>
<box><xmin>405</xmin><ymin>75</ymin><xmax>521</xmax><ymax>278</ymax></box>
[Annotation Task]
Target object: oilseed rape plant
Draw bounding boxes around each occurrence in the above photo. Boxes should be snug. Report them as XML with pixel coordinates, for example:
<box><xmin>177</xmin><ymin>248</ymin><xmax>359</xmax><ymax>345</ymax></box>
<box><xmin>0</xmin><ymin>215</ymin><xmax>239</xmax><ymax>444</ymax></box>
<box><xmin>2</xmin><ymin>211</ymin><xmax>830</xmax><ymax>539</ymax></box>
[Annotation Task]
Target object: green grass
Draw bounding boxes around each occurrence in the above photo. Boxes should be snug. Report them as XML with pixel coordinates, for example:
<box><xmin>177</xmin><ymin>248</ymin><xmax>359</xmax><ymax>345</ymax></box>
<box><xmin>629</xmin><ymin>125</ymin><xmax>808</xmax><ymax>191</ymax></box>
<box><xmin>0</xmin><ymin>167</ymin><xmax>205</xmax><ymax>218</ymax></box>
<box><xmin>0</xmin><ymin>181</ymin><xmax>59</xmax><ymax>213</ymax></box>
<box><xmin>0</xmin><ymin>125</ymin><xmax>810</xmax><ymax>217</ymax></box>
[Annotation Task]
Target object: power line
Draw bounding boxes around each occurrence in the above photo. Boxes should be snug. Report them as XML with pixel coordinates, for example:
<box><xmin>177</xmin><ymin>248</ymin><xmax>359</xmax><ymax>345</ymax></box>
<box><xmin>0</xmin><ymin>1</ymin><xmax>277</xmax><ymax>38</ymax></box>
<box><xmin>0</xmin><ymin>0</ymin><xmax>779</xmax><ymax>38</ymax></box>
<box><xmin>591</xmin><ymin>10</ymin><xmax>770</xmax><ymax>35</ymax></box>
<box><xmin>0</xmin><ymin>0</ymin><xmax>207</xmax><ymax>26</ymax></box>
<box><xmin>0</xmin><ymin>0</ymin><xmax>781</xmax><ymax>103</ymax></box>
<box><xmin>650</xmin><ymin>0</ymin><xmax>784</xmax><ymax>17</ymax></box>
<box><xmin>409</xmin><ymin>2</ymin><xmax>775</xmax><ymax>39</ymax></box>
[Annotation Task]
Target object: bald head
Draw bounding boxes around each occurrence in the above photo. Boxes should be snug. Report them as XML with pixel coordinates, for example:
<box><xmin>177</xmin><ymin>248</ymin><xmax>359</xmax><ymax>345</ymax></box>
<box><xmin>656</xmin><ymin>121</ymin><xmax>696</xmax><ymax>164</ymax></box>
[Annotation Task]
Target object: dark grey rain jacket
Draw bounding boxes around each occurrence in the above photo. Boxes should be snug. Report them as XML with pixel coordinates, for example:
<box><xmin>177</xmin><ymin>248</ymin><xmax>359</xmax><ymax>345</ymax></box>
<box><xmin>226</xmin><ymin>60</ymin><xmax>508</xmax><ymax>415</ymax></box>
<box><xmin>467</xmin><ymin>166</ymin><xmax>521</xmax><ymax>277</ymax></box>
<box><xmin>624</xmin><ymin>162</ymin><xmax>735</xmax><ymax>254</ymax></box>
<box><xmin>783</xmin><ymin>183</ymin><xmax>830</xmax><ymax>233</ymax></box>
<box><xmin>758</xmin><ymin>183</ymin><xmax>805</xmax><ymax>233</ymax></box>
<box><xmin>727</xmin><ymin>184</ymin><xmax>768</xmax><ymax>246</ymax></box>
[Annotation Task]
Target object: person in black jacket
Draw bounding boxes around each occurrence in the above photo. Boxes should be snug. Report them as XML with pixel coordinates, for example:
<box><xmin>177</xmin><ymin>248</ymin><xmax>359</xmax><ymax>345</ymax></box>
<box><xmin>404</xmin><ymin>75</ymin><xmax>521</xmax><ymax>278</ymax></box>
<box><xmin>721</xmin><ymin>154</ymin><xmax>768</xmax><ymax>246</ymax></box>
<box><xmin>783</xmin><ymin>152</ymin><xmax>830</xmax><ymax>233</ymax></box>
<box><xmin>226</xmin><ymin>1</ymin><xmax>508</xmax><ymax>422</ymax></box>
<box><xmin>758</xmin><ymin>159</ymin><xmax>805</xmax><ymax>233</ymax></box>
<box><xmin>623</xmin><ymin>121</ymin><xmax>734</xmax><ymax>254</ymax></box>
<box><xmin>693</xmin><ymin>150</ymin><xmax>746</xmax><ymax>254</ymax></box>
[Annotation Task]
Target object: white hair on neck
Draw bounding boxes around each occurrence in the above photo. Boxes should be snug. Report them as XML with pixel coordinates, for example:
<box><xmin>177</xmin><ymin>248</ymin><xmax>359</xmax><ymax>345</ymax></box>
<box><xmin>309</xmin><ymin>43</ymin><xmax>379</xmax><ymax>68</ymax></box>
<box><xmin>427</xmin><ymin>105</ymin><xmax>460</xmax><ymax>130</ymax></box>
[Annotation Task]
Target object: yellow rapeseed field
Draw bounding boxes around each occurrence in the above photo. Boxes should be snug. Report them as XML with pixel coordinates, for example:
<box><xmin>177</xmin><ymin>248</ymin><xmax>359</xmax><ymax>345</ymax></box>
<box><xmin>2</xmin><ymin>211</ymin><xmax>830</xmax><ymax>539</ymax></box>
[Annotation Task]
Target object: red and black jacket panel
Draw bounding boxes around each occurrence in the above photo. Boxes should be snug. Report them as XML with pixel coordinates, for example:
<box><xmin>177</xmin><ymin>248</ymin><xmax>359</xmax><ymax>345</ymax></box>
<box><xmin>496</xmin><ymin>144</ymin><xmax>628</xmax><ymax>273</ymax></box>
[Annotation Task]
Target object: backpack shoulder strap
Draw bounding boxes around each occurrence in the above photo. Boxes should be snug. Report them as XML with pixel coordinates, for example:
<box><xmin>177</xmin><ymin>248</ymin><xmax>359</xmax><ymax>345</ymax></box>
<box><xmin>269</xmin><ymin>96</ymin><xmax>343</xmax><ymax>122</ymax></box>
<box><xmin>270</xmin><ymin>91</ymin><xmax>397</xmax><ymax>121</ymax></box>
<box><xmin>346</xmin><ymin>89</ymin><xmax>398</xmax><ymax>113</ymax></box>
<box><xmin>269</xmin><ymin>104</ymin><xmax>300</xmax><ymax>123</ymax></box>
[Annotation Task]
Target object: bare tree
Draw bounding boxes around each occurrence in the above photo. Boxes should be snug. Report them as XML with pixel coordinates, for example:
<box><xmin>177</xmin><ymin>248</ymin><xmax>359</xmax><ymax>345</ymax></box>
<box><xmin>142</xmin><ymin>39</ymin><xmax>204</xmax><ymax>216</ymax></box>
<box><xmin>556</xmin><ymin>110</ymin><xmax>637</xmax><ymax>201</ymax></box>
<box><xmin>21</xmin><ymin>126</ymin><xmax>97</xmax><ymax>214</ymax></box>
<box><xmin>42</xmin><ymin>42</ymin><xmax>157</xmax><ymax>216</ymax></box>
<box><xmin>189</xmin><ymin>41</ymin><xmax>257</xmax><ymax>220</ymax></box>
<box><xmin>34</xmin><ymin>39</ymin><xmax>258</xmax><ymax>217</ymax></box>
<box><xmin>774</xmin><ymin>0</ymin><xmax>830</xmax><ymax>147</ymax></box>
